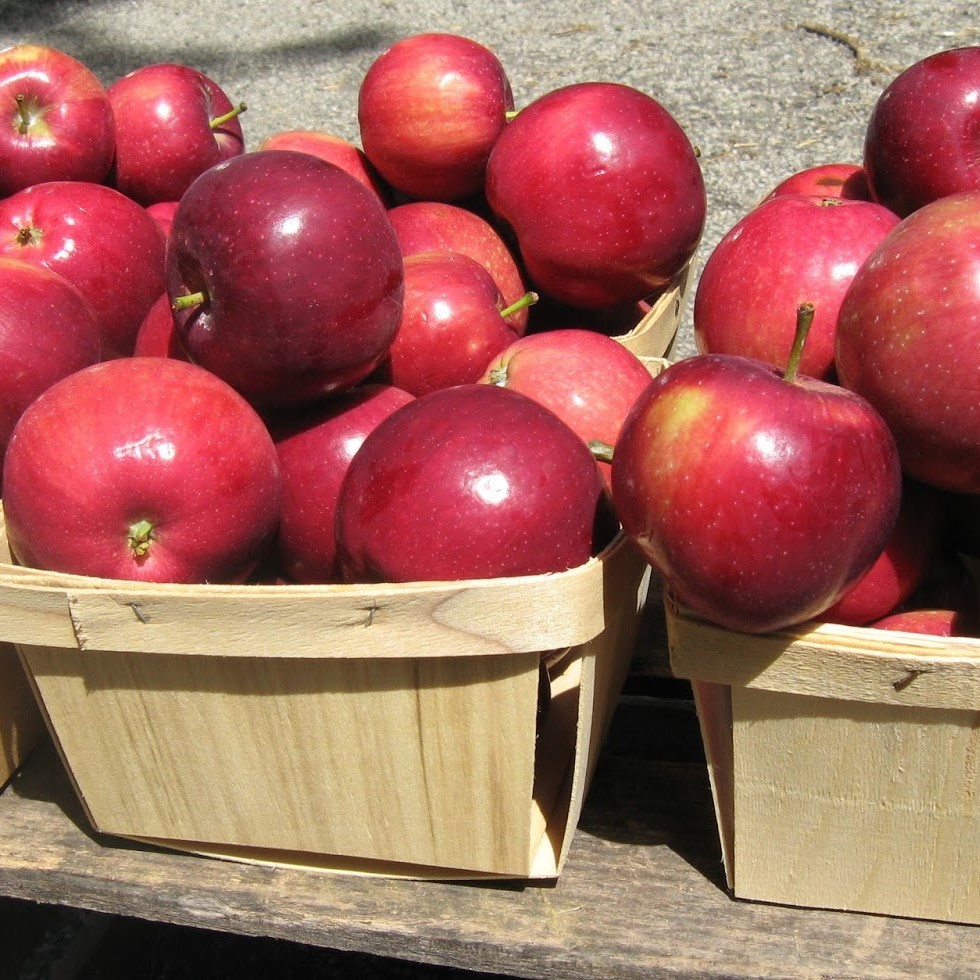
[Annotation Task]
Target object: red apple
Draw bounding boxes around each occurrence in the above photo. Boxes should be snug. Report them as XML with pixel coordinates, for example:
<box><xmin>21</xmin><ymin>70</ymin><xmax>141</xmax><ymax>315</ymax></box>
<box><xmin>167</xmin><ymin>149</ymin><xmax>405</xmax><ymax>408</ymax></box>
<box><xmin>479</xmin><ymin>328</ymin><xmax>654</xmax><ymax>489</ymax></box>
<box><xmin>133</xmin><ymin>293</ymin><xmax>189</xmax><ymax>360</ymax></box>
<box><xmin>0</xmin><ymin>257</ymin><xmax>102</xmax><ymax>486</ymax></box>
<box><xmin>864</xmin><ymin>46</ymin><xmax>980</xmax><ymax>217</ymax></box>
<box><xmin>336</xmin><ymin>384</ymin><xmax>611</xmax><ymax>583</ymax></box>
<box><xmin>835</xmin><ymin>190</ymin><xmax>980</xmax><ymax>493</ymax></box>
<box><xmin>107</xmin><ymin>62</ymin><xmax>246</xmax><ymax>206</ymax></box>
<box><xmin>145</xmin><ymin>200</ymin><xmax>179</xmax><ymax>237</ymax></box>
<box><xmin>358</xmin><ymin>33</ymin><xmax>513</xmax><ymax>202</ymax></box>
<box><xmin>387</xmin><ymin>200</ymin><xmax>529</xmax><ymax>333</ymax></box>
<box><xmin>819</xmin><ymin>478</ymin><xmax>944</xmax><ymax>626</ymax></box>
<box><xmin>694</xmin><ymin>195</ymin><xmax>899</xmax><ymax>380</ymax></box>
<box><xmin>2</xmin><ymin>357</ymin><xmax>281</xmax><ymax>584</ymax></box>
<box><xmin>0</xmin><ymin>180</ymin><xmax>167</xmax><ymax>358</ymax></box>
<box><xmin>373</xmin><ymin>250</ymin><xmax>523</xmax><ymax>396</ymax></box>
<box><xmin>870</xmin><ymin>608</ymin><xmax>976</xmax><ymax>637</ymax></box>
<box><xmin>611</xmin><ymin>313</ymin><xmax>903</xmax><ymax>634</ymax></box>
<box><xmin>485</xmin><ymin>81</ymin><xmax>705</xmax><ymax>309</ymax></box>
<box><xmin>271</xmin><ymin>383</ymin><xmax>415</xmax><ymax>583</ymax></box>
<box><xmin>257</xmin><ymin>130</ymin><xmax>391</xmax><ymax>205</ymax></box>
<box><xmin>0</xmin><ymin>43</ymin><xmax>115</xmax><ymax>196</ymax></box>
<box><xmin>761</xmin><ymin>163</ymin><xmax>872</xmax><ymax>202</ymax></box>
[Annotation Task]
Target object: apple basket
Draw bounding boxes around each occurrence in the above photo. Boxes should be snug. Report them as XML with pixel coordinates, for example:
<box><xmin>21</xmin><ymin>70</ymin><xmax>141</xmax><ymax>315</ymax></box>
<box><xmin>0</xmin><ymin>505</ymin><xmax>651</xmax><ymax>880</ymax></box>
<box><xmin>0</xmin><ymin>639</ymin><xmax>46</xmax><ymax>791</ymax></box>
<box><xmin>612</xmin><ymin>257</ymin><xmax>694</xmax><ymax>359</ymax></box>
<box><xmin>665</xmin><ymin>591</ymin><xmax>980</xmax><ymax>925</ymax></box>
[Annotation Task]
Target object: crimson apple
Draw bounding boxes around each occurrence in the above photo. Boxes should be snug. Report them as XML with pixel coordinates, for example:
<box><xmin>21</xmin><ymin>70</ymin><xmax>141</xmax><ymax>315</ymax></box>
<box><xmin>0</xmin><ymin>257</ymin><xmax>102</xmax><ymax>486</ymax></box>
<box><xmin>479</xmin><ymin>328</ymin><xmax>653</xmax><ymax>489</ymax></box>
<box><xmin>133</xmin><ymin>293</ymin><xmax>189</xmax><ymax>360</ymax></box>
<box><xmin>761</xmin><ymin>163</ymin><xmax>872</xmax><ymax>202</ymax></box>
<box><xmin>835</xmin><ymin>190</ymin><xmax>980</xmax><ymax>493</ymax></box>
<box><xmin>167</xmin><ymin>149</ymin><xmax>405</xmax><ymax>408</ymax></box>
<box><xmin>374</xmin><ymin>250</ymin><xmax>523</xmax><ymax>396</ymax></box>
<box><xmin>145</xmin><ymin>200</ymin><xmax>179</xmax><ymax>237</ymax></box>
<box><xmin>2</xmin><ymin>357</ymin><xmax>281</xmax><ymax>584</ymax></box>
<box><xmin>870</xmin><ymin>608</ymin><xmax>976</xmax><ymax>637</ymax></box>
<box><xmin>0</xmin><ymin>43</ymin><xmax>115</xmax><ymax>196</ymax></box>
<box><xmin>694</xmin><ymin>194</ymin><xmax>899</xmax><ymax>380</ymax></box>
<box><xmin>257</xmin><ymin>130</ymin><xmax>391</xmax><ymax>205</ymax></box>
<box><xmin>611</xmin><ymin>313</ymin><xmax>902</xmax><ymax>633</ymax></box>
<box><xmin>387</xmin><ymin>200</ymin><xmax>529</xmax><ymax>333</ymax></box>
<box><xmin>358</xmin><ymin>32</ymin><xmax>513</xmax><ymax>202</ymax></box>
<box><xmin>0</xmin><ymin>180</ymin><xmax>167</xmax><ymax>358</ymax></box>
<box><xmin>271</xmin><ymin>383</ymin><xmax>414</xmax><ymax>583</ymax></box>
<box><xmin>485</xmin><ymin>81</ymin><xmax>705</xmax><ymax>309</ymax></box>
<box><xmin>336</xmin><ymin>384</ymin><xmax>611</xmax><ymax>583</ymax></box>
<box><xmin>107</xmin><ymin>62</ymin><xmax>246</xmax><ymax>206</ymax></box>
<box><xmin>864</xmin><ymin>46</ymin><xmax>980</xmax><ymax>217</ymax></box>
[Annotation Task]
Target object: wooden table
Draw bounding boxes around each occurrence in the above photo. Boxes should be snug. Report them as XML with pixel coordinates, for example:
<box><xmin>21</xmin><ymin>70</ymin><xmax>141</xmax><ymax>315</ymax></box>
<box><xmin>0</xmin><ymin>607</ymin><xmax>977</xmax><ymax>979</ymax></box>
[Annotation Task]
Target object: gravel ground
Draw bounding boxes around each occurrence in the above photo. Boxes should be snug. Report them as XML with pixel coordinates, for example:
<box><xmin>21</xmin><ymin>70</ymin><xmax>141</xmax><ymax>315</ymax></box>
<box><xmin>0</xmin><ymin>0</ymin><xmax>977</xmax><ymax>974</ymax></box>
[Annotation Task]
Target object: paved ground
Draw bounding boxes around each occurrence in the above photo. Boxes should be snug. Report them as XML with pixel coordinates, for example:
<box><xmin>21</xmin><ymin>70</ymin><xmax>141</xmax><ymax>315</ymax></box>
<box><xmin>0</xmin><ymin>0</ymin><xmax>976</xmax><ymax>974</ymax></box>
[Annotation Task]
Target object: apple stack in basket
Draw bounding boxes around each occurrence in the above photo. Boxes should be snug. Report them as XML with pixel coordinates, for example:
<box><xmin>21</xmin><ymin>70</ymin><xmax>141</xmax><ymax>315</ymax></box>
<box><xmin>0</xmin><ymin>34</ymin><xmax>705</xmax><ymax>879</ymax></box>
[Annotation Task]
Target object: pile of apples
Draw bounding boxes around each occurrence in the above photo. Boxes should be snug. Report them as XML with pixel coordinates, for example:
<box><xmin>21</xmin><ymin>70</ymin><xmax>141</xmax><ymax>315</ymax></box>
<box><xmin>0</xmin><ymin>35</ymin><xmax>707</xmax><ymax>587</ymax></box>
<box><xmin>612</xmin><ymin>46</ymin><xmax>980</xmax><ymax>639</ymax></box>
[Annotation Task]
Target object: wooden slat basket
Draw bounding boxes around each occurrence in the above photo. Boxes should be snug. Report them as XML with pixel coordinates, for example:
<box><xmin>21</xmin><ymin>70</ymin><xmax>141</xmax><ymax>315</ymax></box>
<box><xmin>0</xmin><ymin>506</ymin><xmax>651</xmax><ymax>880</ymax></box>
<box><xmin>0</xmin><ymin>638</ymin><xmax>46</xmax><ymax>791</ymax></box>
<box><xmin>666</xmin><ymin>592</ymin><xmax>980</xmax><ymax>925</ymax></box>
<box><xmin>613</xmin><ymin>257</ymin><xmax>695</xmax><ymax>359</ymax></box>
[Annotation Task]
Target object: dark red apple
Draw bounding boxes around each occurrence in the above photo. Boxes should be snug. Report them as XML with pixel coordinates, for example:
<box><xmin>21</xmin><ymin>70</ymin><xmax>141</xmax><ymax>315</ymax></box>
<box><xmin>694</xmin><ymin>195</ymin><xmax>899</xmax><ymax>380</ymax></box>
<box><xmin>0</xmin><ymin>257</ymin><xmax>102</xmax><ymax>486</ymax></box>
<box><xmin>358</xmin><ymin>32</ymin><xmax>513</xmax><ymax>202</ymax></box>
<box><xmin>0</xmin><ymin>180</ymin><xmax>167</xmax><ymax>358</ymax></box>
<box><xmin>485</xmin><ymin>81</ymin><xmax>705</xmax><ymax>309</ymax></box>
<box><xmin>133</xmin><ymin>293</ymin><xmax>189</xmax><ymax>360</ymax></box>
<box><xmin>167</xmin><ymin>149</ymin><xmax>405</xmax><ymax>408</ymax></box>
<box><xmin>835</xmin><ymin>190</ymin><xmax>980</xmax><ymax>493</ymax></box>
<box><xmin>387</xmin><ymin>200</ymin><xmax>529</xmax><ymax>333</ymax></box>
<box><xmin>0</xmin><ymin>43</ymin><xmax>115</xmax><ymax>196</ymax></box>
<box><xmin>819</xmin><ymin>478</ymin><xmax>944</xmax><ymax>626</ymax></box>
<box><xmin>271</xmin><ymin>383</ymin><xmax>415</xmax><ymax>583</ymax></box>
<box><xmin>336</xmin><ymin>384</ymin><xmax>610</xmax><ymax>583</ymax></box>
<box><xmin>257</xmin><ymin>130</ymin><xmax>391</xmax><ymax>205</ymax></box>
<box><xmin>611</xmin><ymin>313</ymin><xmax>903</xmax><ymax>634</ymax></box>
<box><xmin>761</xmin><ymin>163</ymin><xmax>872</xmax><ymax>202</ymax></box>
<box><xmin>145</xmin><ymin>200</ymin><xmax>179</xmax><ymax>237</ymax></box>
<box><xmin>107</xmin><ymin>62</ymin><xmax>246</xmax><ymax>206</ymax></box>
<box><xmin>479</xmin><ymin>328</ymin><xmax>654</xmax><ymax>489</ymax></box>
<box><xmin>374</xmin><ymin>250</ymin><xmax>523</xmax><ymax>396</ymax></box>
<box><xmin>870</xmin><ymin>608</ymin><xmax>976</xmax><ymax>637</ymax></box>
<box><xmin>2</xmin><ymin>357</ymin><xmax>281</xmax><ymax>584</ymax></box>
<box><xmin>864</xmin><ymin>46</ymin><xmax>980</xmax><ymax>217</ymax></box>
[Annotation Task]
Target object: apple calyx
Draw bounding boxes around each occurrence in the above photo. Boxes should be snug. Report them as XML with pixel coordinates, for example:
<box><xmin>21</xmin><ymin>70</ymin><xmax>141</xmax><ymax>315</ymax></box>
<box><xmin>127</xmin><ymin>519</ymin><xmax>156</xmax><ymax>558</ymax></box>
<box><xmin>210</xmin><ymin>101</ymin><xmax>247</xmax><ymax>130</ymax></box>
<box><xmin>782</xmin><ymin>302</ymin><xmax>815</xmax><ymax>384</ymax></box>
<box><xmin>14</xmin><ymin>225</ymin><xmax>42</xmax><ymax>247</ymax></box>
<box><xmin>172</xmin><ymin>290</ymin><xmax>207</xmax><ymax>313</ymax></box>
<box><xmin>499</xmin><ymin>290</ymin><xmax>539</xmax><ymax>322</ymax></box>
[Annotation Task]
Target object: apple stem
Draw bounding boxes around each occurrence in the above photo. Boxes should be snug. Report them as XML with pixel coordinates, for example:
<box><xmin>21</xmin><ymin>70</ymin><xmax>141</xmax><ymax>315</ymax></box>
<box><xmin>505</xmin><ymin>109</ymin><xmax>520</xmax><ymax>122</ymax></box>
<box><xmin>14</xmin><ymin>93</ymin><xmax>34</xmax><ymax>133</ymax></box>
<box><xmin>499</xmin><ymin>291</ymin><xmax>539</xmax><ymax>321</ymax></box>
<box><xmin>589</xmin><ymin>438</ymin><xmax>615</xmax><ymax>464</ymax></box>
<box><xmin>782</xmin><ymin>302</ymin><xmax>815</xmax><ymax>384</ymax></box>
<box><xmin>210</xmin><ymin>101</ymin><xmax>247</xmax><ymax>129</ymax></box>
<box><xmin>172</xmin><ymin>291</ymin><xmax>207</xmax><ymax>312</ymax></box>
<box><xmin>128</xmin><ymin>519</ymin><xmax>155</xmax><ymax>558</ymax></box>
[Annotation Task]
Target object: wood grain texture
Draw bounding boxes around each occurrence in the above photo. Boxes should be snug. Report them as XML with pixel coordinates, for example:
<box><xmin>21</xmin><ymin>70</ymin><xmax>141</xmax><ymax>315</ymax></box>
<box><xmin>616</xmin><ymin>256</ymin><xmax>693</xmax><ymax>359</ymax></box>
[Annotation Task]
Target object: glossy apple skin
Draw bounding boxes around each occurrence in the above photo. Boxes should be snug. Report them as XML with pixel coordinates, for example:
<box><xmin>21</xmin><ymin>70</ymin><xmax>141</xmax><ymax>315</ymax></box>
<box><xmin>2</xmin><ymin>358</ymin><xmax>281</xmax><ymax>584</ymax></box>
<box><xmin>336</xmin><ymin>384</ymin><xmax>610</xmax><ymax>583</ymax></box>
<box><xmin>145</xmin><ymin>200</ymin><xmax>179</xmax><ymax>237</ymax></box>
<box><xmin>258</xmin><ymin>130</ymin><xmax>391</xmax><ymax>206</ymax></box>
<box><xmin>819</xmin><ymin>478</ymin><xmax>943</xmax><ymax>626</ymax></box>
<box><xmin>486</xmin><ymin>81</ymin><xmax>706</xmax><ymax>309</ymax></box>
<box><xmin>694</xmin><ymin>195</ymin><xmax>899</xmax><ymax>380</ymax></box>
<box><xmin>107</xmin><ymin>62</ymin><xmax>245</xmax><ymax>206</ymax></box>
<box><xmin>0</xmin><ymin>258</ymin><xmax>102</xmax><ymax>485</ymax></box>
<box><xmin>358</xmin><ymin>32</ymin><xmax>513</xmax><ymax>202</ymax></box>
<box><xmin>270</xmin><ymin>384</ymin><xmax>414</xmax><ymax>583</ymax></box>
<box><xmin>133</xmin><ymin>293</ymin><xmax>189</xmax><ymax>360</ymax></box>
<box><xmin>761</xmin><ymin>163</ymin><xmax>872</xmax><ymax>202</ymax></box>
<box><xmin>835</xmin><ymin>191</ymin><xmax>980</xmax><ymax>493</ymax></box>
<box><xmin>167</xmin><ymin>150</ymin><xmax>405</xmax><ymax>409</ymax></box>
<box><xmin>480</xmin><ymin>328</ymin><xmax>653</xmax><ymax>489</ymax></box>
<box><xmin>0</xmin><ymin>180</ymin><xmax>167</xmax><ymax>358</ymax></box>
<box><xmin>611</xmin><ymin>354</ymin><xmax>902</xmax><ymax>634</ymax></box>
<box><xmin>374</xmin><ymin>251</ymin><xmax>520</xmax><ymax>396</ymax></box>
<box><xmin>387</xmin><ymin>201</ymin><xmax>528</xmax><ymax>333</ymax></box>
<box><xmin>0</xmin><ymin>43</ymin><xmax>115</xmax><ymax>196</ymax></box>
<box><xmin>864</xmin><ymin>46</ymin><xmax>980</xmax><ymax>217</ymax></box>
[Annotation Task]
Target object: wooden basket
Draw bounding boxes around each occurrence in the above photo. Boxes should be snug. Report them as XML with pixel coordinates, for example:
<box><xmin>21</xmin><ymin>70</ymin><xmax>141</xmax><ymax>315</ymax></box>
<box><xmin>0</xmin><ymin>639</ymin><xmax>45</xmax><ymax>790</ymax></box>
<box><xmin>0</xmin><ymin>508</ymin><xmax>651</xmax><ymax>880</ymax></box>
<box><xmin>613</xmin><ymin>257</ymin><xmax>695</xmax><ymax>359</ymax></box>
<box><xmin>666</xmin><ymin>593</ymin><xmax>980</xmax><ymax>925</ymax></box>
